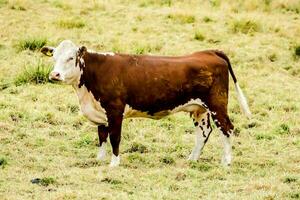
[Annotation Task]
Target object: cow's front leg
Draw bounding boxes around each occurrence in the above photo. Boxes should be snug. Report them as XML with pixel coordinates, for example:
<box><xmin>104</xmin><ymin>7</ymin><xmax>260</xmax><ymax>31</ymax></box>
<box><xmin>97</xmin><ymin>125</ymin><xmax>108</xmax><ymax>160</ymax></box>
<box><xmin>107</xmin><ymin>110</ymin><xmax>124</xmax><ymax>167</ymax></box>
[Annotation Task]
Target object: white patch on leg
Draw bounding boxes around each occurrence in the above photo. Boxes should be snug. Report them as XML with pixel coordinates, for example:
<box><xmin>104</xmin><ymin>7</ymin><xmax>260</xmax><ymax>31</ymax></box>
<box><xmin>97</xmin><ymin>142</ymin><xmax>106</xmax><ymax>161</ymax></box>
<box><xmin>220</xmin><ymin>134</ymin><xmax>232</xmax><ymax>166</ymax></box>
<box><xmin>188</xmin><ymin>127</ymin><xmax>205</xmax><ymax>161</ymax></box>
<box><xmin>109</xmin><ymin>154</ymin><xmax>120</xmax><ymax>167</ymax></box>
<box><xmin>188</xmin><ymin>112</ymin><xmax>211</xmax><ymax>161</ymax></box>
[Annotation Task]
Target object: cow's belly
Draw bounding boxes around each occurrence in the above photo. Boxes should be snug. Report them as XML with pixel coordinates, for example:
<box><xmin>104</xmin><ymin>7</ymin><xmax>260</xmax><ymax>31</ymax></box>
<box><xmin>124</xmin><ymin>98</ymin><xmax>207</xmax><ymax>119</ymax></box>
<box><xmin>77</xmin><ymin>86</ymin><xmax>208</xmax><ymax>124</ymax></box>
<box><xmin>123</xmin><ymin>105</ymin><xmax>170</xmax><ymax>119</ymax></box>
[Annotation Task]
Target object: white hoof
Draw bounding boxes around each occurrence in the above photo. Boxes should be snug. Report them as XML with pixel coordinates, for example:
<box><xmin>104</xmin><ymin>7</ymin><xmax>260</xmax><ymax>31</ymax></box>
<box><xmin>109</xmin><ymin>154</ymin><xmax>120</xmax><ymax>167</ymax></box>
<box><xmin>97</xmin><ymin>143</ymin><xmax>106</xmax><ymax>161</ymax></box>
<box><xmin>97</xmin><ymin>148</ymin><xmax>106</xmax><ymax>161</ymax></box>
<box><xmin>221</xmin><ymin>154</ymin><xmax>232</xmax><ymax>166</ymax></box>
<box><xmin>220</xmin><ymin>134</ymin><xmax>232</xmax><ymax>166</ymax></box>
<box><xmin>188</xmin><ymin>152</ymin><xmax>198</xmax><ymax>161</ymax></box>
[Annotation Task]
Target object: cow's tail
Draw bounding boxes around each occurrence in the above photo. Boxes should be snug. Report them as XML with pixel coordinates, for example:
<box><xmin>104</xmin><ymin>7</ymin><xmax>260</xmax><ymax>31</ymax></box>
<box><xmin>214</xmin><ymin>50</ymin><xmax>251</xmax><ymax>118</ymax></box>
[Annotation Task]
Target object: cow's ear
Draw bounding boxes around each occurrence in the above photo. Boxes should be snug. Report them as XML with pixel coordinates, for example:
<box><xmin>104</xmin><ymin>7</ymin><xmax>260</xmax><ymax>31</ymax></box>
<box><xmin>77</xmin><ymin>46</ymin><xmax>87</xmax><ymax>57</ymax></box>
<box><xmin>41</xmin><ymin>46</ymin><xmax>54</xmax><ymax>57</ymax></box>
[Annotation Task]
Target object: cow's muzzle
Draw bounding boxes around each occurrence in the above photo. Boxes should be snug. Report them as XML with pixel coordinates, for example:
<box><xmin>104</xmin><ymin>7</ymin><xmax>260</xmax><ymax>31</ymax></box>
<box><xmin>49</xmin><ymin>71</ymin><xmax>62</xmax><ymax>81</ymax></box>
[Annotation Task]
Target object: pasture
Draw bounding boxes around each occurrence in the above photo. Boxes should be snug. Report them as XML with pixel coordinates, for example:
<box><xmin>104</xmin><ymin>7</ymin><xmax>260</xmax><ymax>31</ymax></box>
<box><xmin>0</xmin><ymin>0</ymin><xmax>300</xmax><ymax>199</ymax></box>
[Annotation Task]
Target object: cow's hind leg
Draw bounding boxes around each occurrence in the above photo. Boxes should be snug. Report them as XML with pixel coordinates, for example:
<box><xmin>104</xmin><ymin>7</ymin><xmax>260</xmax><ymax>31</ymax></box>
<box><xmin>188</xmin><ymin>111</ymin><xmax>212</xmax><ymax>161</ymax></box>
<box><xmin>97</xmin><ymin>125</ymin><xmax>108</xmax><ymax>160</ymax></box>
<box><xmin>205</xmin><ymin>73</ymin><xmax>234</xmax><ymax>166</ymax></box>
<box><xmin>207</xmin><ymin>102</ymin><xmax>234</xmax><ymax>166</ymax></box>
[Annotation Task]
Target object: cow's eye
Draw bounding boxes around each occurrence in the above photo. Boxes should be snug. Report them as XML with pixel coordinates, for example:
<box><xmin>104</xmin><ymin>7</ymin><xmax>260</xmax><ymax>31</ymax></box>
<box><xmin>67</xmin><ymin>57</ymin><xmax>74</xmax><ymax>62</ymax></box>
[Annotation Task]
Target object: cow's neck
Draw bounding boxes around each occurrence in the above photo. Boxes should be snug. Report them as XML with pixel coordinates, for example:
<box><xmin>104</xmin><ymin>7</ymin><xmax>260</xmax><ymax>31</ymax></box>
<box><xmin>76</xmin><ymin>52</ymin><xmax>105</xmax><ymax>91</ymax></box>
<box><xmin>72</xmin><ymin>83</ymin><xmax>108</xmax><ymax>125</ymax></box>
<box><xmin>71</xmin><ymin>54</ymin><xmax>108</xmax><ymax>126</ymax></box>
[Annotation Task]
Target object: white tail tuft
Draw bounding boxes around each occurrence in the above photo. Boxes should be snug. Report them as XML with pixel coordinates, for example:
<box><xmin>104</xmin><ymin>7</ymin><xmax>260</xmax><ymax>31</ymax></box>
<box><xmin>234</xmin><ymin>83</ymin><xmax>251</xmax><ymax>118</ymax></box>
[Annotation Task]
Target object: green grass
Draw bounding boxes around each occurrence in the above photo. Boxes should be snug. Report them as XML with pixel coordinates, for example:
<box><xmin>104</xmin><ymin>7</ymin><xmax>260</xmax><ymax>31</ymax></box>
<box><xmin>275</xmin><ymin>123</ymin><xmax>291</xmax><ymax>135</ymax></box>
<box><xmin>0</xmin><ymin>0</ymin><xmax>7</xmax><ymax>7</ymax></box>
<box><xmin>0</xmin><ymin>0</ymin><xmax>300</xmax><ymax>199</ymax></box>
<box><xmin>0</xmin><ymin>157</ymin><xmax>8</xmax><ymax>169</ymax></box>
<box><xmin>125</xmin><ymin>142</ymin><xmax>148</xmax><ymax>153</ymax></box>
<box><xmin>14</xmin><ymin>62</ymin><xmax>52</xmax><ymax>86</ymax></box>
<box><xmin>160</xmin><ymin>155</ymin><xmax>175</xmax><ymax>165</ymax></box>
<box><xmin>290</xmin><ymin>193</ymin><xmax>300</xmax><ymax>199</ymax></box>
<box><xmin>167</xmin><ymin>12</ymin><xmax>196</xmax><ymax>24</ymax></box>
<box><xmin>295</xmin><ymin>46</ymin><xmax>300</xmax><ymax>56</ymax></box>
<box><xmin>39</xmin><ymin>177</ymin><xmax>56</xmax><ymax>186</ymax></box>
<box><xmin>10</xmin><ymin>4</ymin><xmax>26</xmax><ymax>11</ymax></box>
<box><xmin>283</xmin><ymin>177</ymin><xmax>297</xmax><ymax>184</ymax></box>
<box><xmin>203</xmin><ymin>16</ymin><xmax>213</xmax><ymax>23</ymax></box>
<box><xmin>31</xmin><ymin>177</ymin><xmax>56</xmax><ymax>187</ymax></box>
<box><xmin>51</xmin><ymin>0</ymin><xmax>71</xmax><ymax>10</ymax></box>
<box><xmin>139</xmin><ymin>0</ymin><xmax>172</xmax><ymax>7</ymax></box>
<box><xmin>189</xmin><ymin>162</ymin><xmax>212</xmax><ymax>172</ymax></box>
<box><xmin>57</xmin><ymin>18</ymin><xmax>86</xmax><ymax>29</ymax></box>
<box><xmin>255</xmin><ymin>133</ymin><xmax>274</xmax><ymax>141</ymax></box>
<box><xmin>194</xmin><ymin>30</ymin><xmax>206</xmax><ymax>41</ymax></box>
<box><xmin>230</xmin><ymin>18</ymin><xmax>261</xmax><ymax>34</ymax></box>
<box><xmin>17</xmin><ymin>38</ymin><xmax>47</xmax><ymax>51</ymax></box>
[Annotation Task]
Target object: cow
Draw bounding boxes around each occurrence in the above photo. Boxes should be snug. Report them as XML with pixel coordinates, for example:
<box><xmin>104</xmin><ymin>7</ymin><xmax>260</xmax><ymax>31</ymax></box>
<box><xmin>41</xmin><ymin>40</ymin><xmax>251</xmax><ymax>167</ymax></box>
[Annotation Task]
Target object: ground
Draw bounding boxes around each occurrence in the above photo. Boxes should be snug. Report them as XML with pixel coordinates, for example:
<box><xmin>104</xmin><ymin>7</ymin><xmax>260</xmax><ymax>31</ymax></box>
<box><xmin>0</xmin><ymin>0</ymin><xmax>300</xmax><ymax>199</ymax></box>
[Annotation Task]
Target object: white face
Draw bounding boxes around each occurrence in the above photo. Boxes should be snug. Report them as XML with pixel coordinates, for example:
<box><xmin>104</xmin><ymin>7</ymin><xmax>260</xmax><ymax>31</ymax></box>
<box><xmin>42</xmin><ymin>40</ymin><xmax>82</xmax><ymax>85</ymax></box>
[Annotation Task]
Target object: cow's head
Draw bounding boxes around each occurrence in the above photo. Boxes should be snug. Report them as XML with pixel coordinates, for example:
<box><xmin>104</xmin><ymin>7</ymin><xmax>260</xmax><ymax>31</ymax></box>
<box><xmin>41</xmin><ymin>40</ymin><xmax>87</xmax><ymax>85</ymax></box>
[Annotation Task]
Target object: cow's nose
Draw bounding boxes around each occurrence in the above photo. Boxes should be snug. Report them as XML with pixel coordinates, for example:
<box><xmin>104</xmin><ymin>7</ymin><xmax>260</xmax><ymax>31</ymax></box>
<box><xmin>49</xmin><ymin>71</ymin><xmax>61</xmax><ymax>81</ymax></box>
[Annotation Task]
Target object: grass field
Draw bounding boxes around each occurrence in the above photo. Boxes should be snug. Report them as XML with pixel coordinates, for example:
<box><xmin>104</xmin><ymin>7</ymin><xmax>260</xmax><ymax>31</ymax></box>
<box><xmin>1</xmin><ymin>0</ymin><xmax>300</xmax><ymax>199</ymax></box>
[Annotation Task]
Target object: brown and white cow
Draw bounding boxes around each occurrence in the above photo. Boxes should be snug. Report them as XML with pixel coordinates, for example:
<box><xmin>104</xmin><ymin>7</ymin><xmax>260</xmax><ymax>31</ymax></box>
<box><xmin>41</xmin><ymin>40</ymin><xmax>251</xmax><ymax>167</ymax></box>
